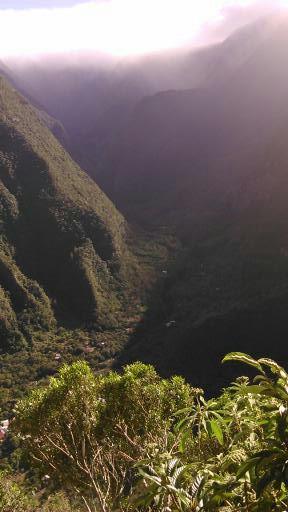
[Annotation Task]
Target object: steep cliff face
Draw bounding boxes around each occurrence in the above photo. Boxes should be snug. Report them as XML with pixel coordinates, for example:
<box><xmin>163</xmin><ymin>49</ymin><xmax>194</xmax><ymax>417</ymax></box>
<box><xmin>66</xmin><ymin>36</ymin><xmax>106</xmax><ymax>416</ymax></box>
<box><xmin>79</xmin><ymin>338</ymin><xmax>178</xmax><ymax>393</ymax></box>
<box><xmin>0</xmin><ymin>76</ymin><xmax>133</xmax><ymax>351</ymax></box>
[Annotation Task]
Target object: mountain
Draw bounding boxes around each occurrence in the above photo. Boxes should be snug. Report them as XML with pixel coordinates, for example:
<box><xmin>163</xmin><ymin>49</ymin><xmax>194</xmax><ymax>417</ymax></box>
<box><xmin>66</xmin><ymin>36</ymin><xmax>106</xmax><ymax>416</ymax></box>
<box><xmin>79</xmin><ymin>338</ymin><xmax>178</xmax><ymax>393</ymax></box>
<box><xmin>5</xmin><ymin>16</ymin><xmax>282</xmax><ymax>189</ymax></box>
<box><xmin>0</xmin><ymin>58</ymin><xmax>69</xmax><ymax>145</ymax></box>
<box><xmin>4</xmin><ymin>55</ymin><xmax>155</xmax><ymax>174</ymax></box>
<box><xmin>0</xmin><ymin>75</ymin><xmax>137</xmax><ymax>353</ymax></box>
<box><xmin>107</xmin><ymin>15</ymin><xmax>288</xmax><ymax>389</ymax></box>
<box><xmin>114</xmin><ymin>115</ymin><xmax>288</xmax><ymax>392</ymax></box>
<box><xmin>4</xmin><ymin>15</ymin><xmax>288</xmax><ymax>393</ymax></box>
<box><xmin>0</xmin><ymin>60</ymin><xmax>12</xmax><ymax>80</ymax></box>
<box><xmin>96</xmin><ymin>15</ymin><xmax>288</xmax><ymax>223</ymax></box>
<box><xmin>5</xmin><ymin>19</ymin><xmax>272</xmax><ymax>181</ymax></box>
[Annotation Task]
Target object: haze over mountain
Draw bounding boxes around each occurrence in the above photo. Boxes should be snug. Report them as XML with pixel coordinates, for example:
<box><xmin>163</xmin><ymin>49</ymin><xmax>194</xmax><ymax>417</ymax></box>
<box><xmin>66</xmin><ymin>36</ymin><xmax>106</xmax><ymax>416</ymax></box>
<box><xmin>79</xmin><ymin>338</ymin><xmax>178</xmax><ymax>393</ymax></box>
<box><xmin>94</xmin><ymin>15</ymin><xmax>288</xmax><ymax>218</ymax></box>
<box><xmin>3</xmin><ymin>13</ymin><xmax>285</xmax><ymax>194</ymax></box>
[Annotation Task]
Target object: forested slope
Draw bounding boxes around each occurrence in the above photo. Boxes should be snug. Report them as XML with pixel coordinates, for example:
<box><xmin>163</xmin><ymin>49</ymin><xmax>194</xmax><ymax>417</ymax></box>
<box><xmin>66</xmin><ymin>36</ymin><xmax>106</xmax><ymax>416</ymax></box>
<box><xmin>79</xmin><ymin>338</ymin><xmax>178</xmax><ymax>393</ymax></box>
<box><xmin>0</xmin><ymin>76</ymin><xmax>135</xmax><ymax>352</ymax></box>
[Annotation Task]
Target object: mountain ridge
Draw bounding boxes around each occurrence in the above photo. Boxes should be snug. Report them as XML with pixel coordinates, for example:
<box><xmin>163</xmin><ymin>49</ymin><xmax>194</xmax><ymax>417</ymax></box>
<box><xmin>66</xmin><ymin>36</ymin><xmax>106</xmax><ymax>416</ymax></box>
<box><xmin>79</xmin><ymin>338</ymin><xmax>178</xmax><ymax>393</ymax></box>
<box><xmin>0</xmin><ymin>75</ymin><xmax>138</xmax><ymax>353</ymax></box>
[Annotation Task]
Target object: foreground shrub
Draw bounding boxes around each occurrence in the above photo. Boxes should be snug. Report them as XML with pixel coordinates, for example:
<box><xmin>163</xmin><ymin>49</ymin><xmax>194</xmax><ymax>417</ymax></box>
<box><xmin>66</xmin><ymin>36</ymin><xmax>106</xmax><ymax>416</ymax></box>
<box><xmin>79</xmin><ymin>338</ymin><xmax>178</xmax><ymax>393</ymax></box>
<box><xmin>13</xmin><ymin>355</ymin><xmax>288</xmax><ymax>511</ymax></box>
<box><xmin>14</xmin><ymin>361</ymin><xmax>192</xmax><ymax>511</ymax></box>
<box><xmin>0</xmin><ymin>471</ymin><xmax>36</xmax><ymax>512</ymax></box>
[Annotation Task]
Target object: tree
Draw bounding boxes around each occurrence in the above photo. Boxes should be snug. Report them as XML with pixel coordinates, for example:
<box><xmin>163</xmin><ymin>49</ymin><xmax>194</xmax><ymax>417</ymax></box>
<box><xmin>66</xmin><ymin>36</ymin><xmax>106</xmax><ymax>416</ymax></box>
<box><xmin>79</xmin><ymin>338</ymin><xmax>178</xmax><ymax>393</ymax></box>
<box><xmin>14</xmin><ymin>361</ymin><xmax>192</xmax><ymax>512</ymax></box>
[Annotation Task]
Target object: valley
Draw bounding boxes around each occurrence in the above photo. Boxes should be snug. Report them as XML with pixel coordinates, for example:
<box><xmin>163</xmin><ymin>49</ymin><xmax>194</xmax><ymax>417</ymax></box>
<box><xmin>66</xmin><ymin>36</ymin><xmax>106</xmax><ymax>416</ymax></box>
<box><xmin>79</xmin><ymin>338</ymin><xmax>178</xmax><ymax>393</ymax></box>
<box><xmin>2</xmin><ymin>3</ymin><xmax>288</xmax><ymax>510</ymax></box>
<box><xmin>2</xmin><ymin>14</ymin><xmax>288</xmax><ymax>410</ymax></box>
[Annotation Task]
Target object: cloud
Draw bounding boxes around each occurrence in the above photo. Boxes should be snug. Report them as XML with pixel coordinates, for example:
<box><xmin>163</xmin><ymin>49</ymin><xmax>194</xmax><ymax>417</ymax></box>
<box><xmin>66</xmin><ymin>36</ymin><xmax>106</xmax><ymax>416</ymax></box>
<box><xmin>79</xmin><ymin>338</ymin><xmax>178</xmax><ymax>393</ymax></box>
<box><xmin>0</xmin><ymin>0</ymin><xmax>287</xmax><ymax>58</ymax></box>
<box><xmin>199</xmin><ymin>0</ymin><xmax>287</xmax><ymax>44</ymax></box>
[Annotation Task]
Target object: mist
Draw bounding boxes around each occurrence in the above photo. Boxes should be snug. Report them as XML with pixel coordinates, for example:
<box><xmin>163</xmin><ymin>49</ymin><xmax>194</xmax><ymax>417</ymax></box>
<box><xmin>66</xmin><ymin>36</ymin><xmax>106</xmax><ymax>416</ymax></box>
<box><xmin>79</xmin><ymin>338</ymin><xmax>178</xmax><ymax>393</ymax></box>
<box><xmin>0</xmin><ymin>0</ymin><xmax>287</xmax><ymax>61</ymax></box>
<box><xmin>2</xmin><ymin>0</ymin><xmax>288</xmax><ymax>188</ymax></box>
<box><xmin>1</xmin><ymin>0</ymin><xmax>287</xmax><ymax>107</ymax></box>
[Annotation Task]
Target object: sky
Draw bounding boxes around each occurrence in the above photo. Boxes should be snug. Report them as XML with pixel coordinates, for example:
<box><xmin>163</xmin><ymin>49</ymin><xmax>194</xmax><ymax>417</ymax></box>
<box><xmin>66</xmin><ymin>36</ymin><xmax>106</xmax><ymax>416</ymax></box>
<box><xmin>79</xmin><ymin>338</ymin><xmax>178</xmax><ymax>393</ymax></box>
<box><xmin>0</xmin><ymin>0</ymin><xmax>287</xmax><ymax>58</ymax></box>
<box><xmin>0</xmin><ymin>0</ymin><xmax>89</xmax><ymax>7</ymax></box>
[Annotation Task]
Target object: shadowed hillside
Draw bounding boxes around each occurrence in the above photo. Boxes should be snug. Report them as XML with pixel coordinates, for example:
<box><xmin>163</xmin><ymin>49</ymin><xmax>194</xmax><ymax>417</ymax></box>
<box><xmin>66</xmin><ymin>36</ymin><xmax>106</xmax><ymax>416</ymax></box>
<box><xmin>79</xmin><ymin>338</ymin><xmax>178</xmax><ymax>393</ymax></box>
<box><xmin>0</xmin><ymin>76</ymin><xmax>137</xmax><ymax>352</ymax></box>
<box><xmin>116</xmin><ymin>119</ymin><xmax>288</xmax><ymax>391</ymax></box>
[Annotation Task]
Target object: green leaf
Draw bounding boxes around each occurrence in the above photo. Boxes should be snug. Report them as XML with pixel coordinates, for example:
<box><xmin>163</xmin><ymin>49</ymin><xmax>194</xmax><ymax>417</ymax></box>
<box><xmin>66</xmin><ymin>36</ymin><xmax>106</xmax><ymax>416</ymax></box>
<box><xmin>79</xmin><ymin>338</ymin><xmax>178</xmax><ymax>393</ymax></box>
<box><xmin>258</xmin><ymin>358</ymin><xmax>288</xmax><ymax>379</ymax></box>
<box><xmin>167</xmin><ymin>458</ymin><xmax>179</xmax><ymax>474</ymax></box>
<box><xmin>210</xmin><ymin>419</ymin><xmax>224</xmax><ymax>445</ymax></box>
<box><xmin>174</xmin><ymin>416</ymin><xmax>190</xmax><ymax>433</ymax></box>
<box><xmin>256</xmin><ymin>471</ymin><xmax>275</xmax><ymax>497</ymax></box>
<box><xmin>179</xmin><ymin>430</ymin><xmax>191</xmax><ymax>453</ymax></box>
<box><xmin>222</xmin><ymin>352</ymin><xmax>264</xmax><ymax>373</ymax></box>
<box><xmin>173</xmin><ymin>407</ymin><xmax>193</xmax><ymax>417</ymax></box>
<box><xmin>240</xmin><ymin>385</ymin><xmax>264</xmax><ymax>394</ymax></box>
<box><xmin>237</xmin><ymin>457</ymin><xmax>261</xmax><ymax>479</ymax></box>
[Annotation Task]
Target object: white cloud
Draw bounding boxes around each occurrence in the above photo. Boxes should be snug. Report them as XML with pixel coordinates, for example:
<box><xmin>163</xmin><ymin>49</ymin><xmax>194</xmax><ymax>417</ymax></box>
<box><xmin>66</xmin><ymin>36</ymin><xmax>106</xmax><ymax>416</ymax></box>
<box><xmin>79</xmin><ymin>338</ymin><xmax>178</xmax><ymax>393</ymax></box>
<box><xmin>0</xmin><ymin>0</ymin><xmax>287</xmax><ymax>57</ymax></box>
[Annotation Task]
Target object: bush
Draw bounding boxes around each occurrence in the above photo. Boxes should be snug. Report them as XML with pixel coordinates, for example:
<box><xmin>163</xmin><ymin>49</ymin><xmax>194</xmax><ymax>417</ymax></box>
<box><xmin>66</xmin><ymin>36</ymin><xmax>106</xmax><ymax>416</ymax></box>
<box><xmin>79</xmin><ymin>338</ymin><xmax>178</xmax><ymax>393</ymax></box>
<box><xmin>13</xmin><ymin>355</ymin><xmax>288</xmax><ymax>511</ymax></box>
<box><xmin>0</xmin><ymin>472</ymin><xmax>36</xmax><ymax>512</ymax></box>
<box><xmin>14</xmin><ymin>361</ymin><xmax>192</xmax><ymax>511</ymax></box>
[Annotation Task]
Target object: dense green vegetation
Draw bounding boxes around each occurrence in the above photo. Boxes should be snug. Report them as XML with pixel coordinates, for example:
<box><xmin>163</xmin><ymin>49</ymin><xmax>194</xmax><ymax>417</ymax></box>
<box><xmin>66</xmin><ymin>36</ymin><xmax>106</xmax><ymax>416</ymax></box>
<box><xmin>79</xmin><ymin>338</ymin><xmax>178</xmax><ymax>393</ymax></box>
<box><xmin>1</xmin><ymin>352</ymin><xmax>288</xmax><ymax>511</ymax></box>
<box><xmin>0</xmin><ymin>75</ymin><xmax>149</xmax><ymax>356</ymax></box>
<box><xmin>0</xmin><ymin>74</ymin><xmax>172</xmax><ymax>429</ymax></box>
<box><xmin>0</xmin><ymin>74</ymin><xmax>177</xmax><ymax>414</ymax></box>
<box><xmin>118</xmin><ymin>218</ymin><xmax>288</xmax><ymax>392</ymax></box>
